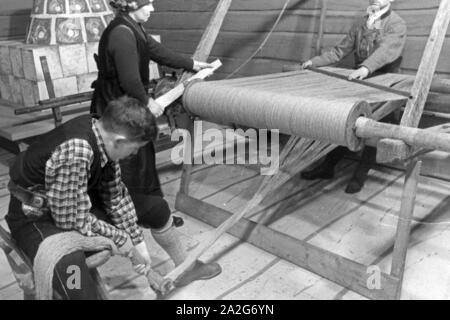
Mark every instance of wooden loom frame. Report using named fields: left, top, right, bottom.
left=171, top=0, right=450, bottom=300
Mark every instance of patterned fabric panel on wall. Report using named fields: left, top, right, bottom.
left=26, top=0, right=114, bottom=45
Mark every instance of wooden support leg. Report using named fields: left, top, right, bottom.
left=178, top=117, right=196, bottom=195
left=178, top=0, right=231, bottom=191
left=315, top=0, right=328, bottom=56
left=390, top=160, right=421, bottom=299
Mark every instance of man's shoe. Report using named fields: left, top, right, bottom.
left=345, top=179, right=364, bottom=194
left=345, top=165, right=369, bottom=194
left=174, top=260, right=222, bottom=287
left=301, top=165, right=334, bottom=180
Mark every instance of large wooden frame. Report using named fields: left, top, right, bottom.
left=172, top=0, right=450, bottom=300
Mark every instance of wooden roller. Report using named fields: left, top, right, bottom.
left=183, top=71, right=376, bottom=151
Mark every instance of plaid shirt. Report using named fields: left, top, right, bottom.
left=44, top=119, right=144, bottom=246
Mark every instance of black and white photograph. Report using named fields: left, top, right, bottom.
left=0, top=0, right=450, bottom=307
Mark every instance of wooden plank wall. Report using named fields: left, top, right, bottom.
left=145, top=0, right=450, bottom=79
left=2, top=0, right=449, bottom=78
left=0, top=0, right=31, bottom=40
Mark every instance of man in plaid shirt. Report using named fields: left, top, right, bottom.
left=6, top=96, right=156, bottom=299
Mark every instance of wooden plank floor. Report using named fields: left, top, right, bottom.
left=1, top=142, right=450, bottom=299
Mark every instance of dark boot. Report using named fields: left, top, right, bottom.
left=174, top=260, right=222, bottom=287
left=345, top=165, right=369, bottom=194
left=345, top=146, right=376, bottom=194
left=301, top=146, right=346, bottom=180
left=301, top=163, right=335, bottom=180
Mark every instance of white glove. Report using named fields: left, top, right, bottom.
left=193, top=60, right=214, bottom=72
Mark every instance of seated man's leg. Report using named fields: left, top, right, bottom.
left=132, top=193, right=185, bottom=265
left=345, top=146, right=376, bottom=194
left=8, top=199, right=99, bottom=300
left=301, top=146, right=348, bottom=180
left=131, top=193, right=221, bottom=286
left=345, top=112, right=397, bottom=194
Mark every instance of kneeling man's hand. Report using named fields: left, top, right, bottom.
left=348, top=66, right=370, bottom=80
left=130, top=241, right=152, bottom=275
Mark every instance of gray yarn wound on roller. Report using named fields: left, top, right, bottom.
left=183, top=70, right=407, bottom=151
left=33, top=231, right=116, bottom=300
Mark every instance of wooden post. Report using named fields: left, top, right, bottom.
left=179, top=118, right=196, bottom=195
left=177, top=0, right=232, bottom=196
left=315, top=0, right=328, bottom=56
left=377, top=0, right=450, bottom=163
left=191, top=0, right=232, bottom=62
left=390, top=160, right=421, bottom=299
left=40, top=56, right=62, bottom=127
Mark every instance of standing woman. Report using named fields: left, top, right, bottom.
left=91, top=0, right=221, bottom=284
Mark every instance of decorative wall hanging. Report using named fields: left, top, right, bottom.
left=26, top=0, right=113, bottom=45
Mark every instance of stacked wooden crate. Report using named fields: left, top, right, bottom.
left=0, top=35, right=161, bottom=107
left=0, top=40, right=98, bottom=106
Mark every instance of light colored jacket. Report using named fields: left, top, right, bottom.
left=310, top=10, right=407, bottom=73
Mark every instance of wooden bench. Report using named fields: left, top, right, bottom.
left=0, top=97, right=92, bottom=153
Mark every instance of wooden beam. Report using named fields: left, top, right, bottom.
left=282, top=65, right=411, bottom=98
left=40, top=56, right=62, bottom=127
left=177, top=0, right=232, bottom=85
left=371, top=100, right=404, bottom=120
left=0, top=108, right=90, bottom=142
left=309, top=67, right=411, bottom=98
left=377, top=0, right=450, bottom=163
left=175, top=193, right=401, bottom=300
left=390, top=160, right=421, bottom=299
left=315, top=0, right=328, bottom=55
left=177, top=0, right=231, bottom=193
left=14, top=92, right=93, bottom=115
left=192, top=0, right=232, bottom=62
left=355, top=117, right=450, bottom=153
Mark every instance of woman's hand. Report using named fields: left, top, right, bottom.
left=193, top=60, right=214, bottom=72
left=148, top=98, right=164, bottom=117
